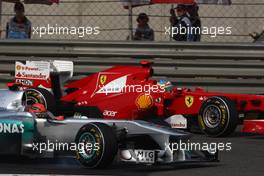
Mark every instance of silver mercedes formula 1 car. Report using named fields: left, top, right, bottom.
left=0, top=89, right=218, bottom=169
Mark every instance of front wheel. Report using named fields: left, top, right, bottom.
left=198, top=96, right=238, bottom=137
left=75, top=123, right=118, bottom=169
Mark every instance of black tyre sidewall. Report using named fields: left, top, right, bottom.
left=75, top=123, right=117, bottom=169
left=25, top=88, right=56, bottom=113
left=198, top=96, right=238, bottom=137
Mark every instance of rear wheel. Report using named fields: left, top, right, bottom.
left=75, top=123, right=118, bottom=169
left=198, top=96, right=238, bottom=137
left=25, top=88, right=56, bottom=113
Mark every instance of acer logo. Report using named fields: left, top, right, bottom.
left=103, top=110, right=117, bottom=117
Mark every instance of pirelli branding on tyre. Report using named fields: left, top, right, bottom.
left=75, top=123, right=117, bottom=169
left=198, top=96, right=239, bottom=137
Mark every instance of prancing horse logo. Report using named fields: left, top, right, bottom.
left=185, top=96, right=194, bottom=108
left=100, top=75, right=107, bottom=85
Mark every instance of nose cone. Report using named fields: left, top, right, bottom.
left=120, top=150, right=132, bottom=160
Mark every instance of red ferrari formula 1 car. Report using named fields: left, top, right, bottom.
left=7, top=60, right=264, bottom=137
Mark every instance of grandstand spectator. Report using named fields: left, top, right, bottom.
left=249, top=29, right=264, bottom=43
left=6, top=2, right=32, bottom=39
left=170, top=4, right=193, bottom=41
left=133, top=13, right=154, bottom=41
left=187, top=3, right=201, bottom=41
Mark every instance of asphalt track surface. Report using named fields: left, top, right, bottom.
left=0, top=126, right=264, bottom=176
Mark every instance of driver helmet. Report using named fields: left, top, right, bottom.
left=158, top=79, right=173, bottom=91
left=28, top=103, right=47, bottom=118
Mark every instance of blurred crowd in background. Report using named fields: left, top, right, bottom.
left=0, top=0, right=264, bottom=42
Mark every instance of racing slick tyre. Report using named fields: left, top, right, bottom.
left=75, top=122, right=118, bottom=169
left=198, top=96, right=239, bottom=137
left=25, top=88, right=56, bottom=113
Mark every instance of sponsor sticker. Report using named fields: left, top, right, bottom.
left=0, top=123, right=24, bottom=134
left=185, top=96, right=194, bottom=108
left=165, top=115, right=187, bottom=129
left=134, top=150, right=155, bottom=164
left=103, top=110, right=117, bottom=117
left=135, top=94, right=153, bottom=110
left=15, top=79, right=33, bottom=86
left=96, top=75, right=127, bottom=94
left=15, top=61, right=50, bottom=80
left=100, top=75, right=107, bottom=85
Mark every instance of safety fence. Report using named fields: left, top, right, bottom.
left=0, top=40, right=264, bottom=94
left=1, top=0, right=264, bottom=42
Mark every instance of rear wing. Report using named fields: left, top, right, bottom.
left=10, top=60, right=73, bottom=89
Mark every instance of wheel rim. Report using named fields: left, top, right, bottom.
left=26, top=90, right=47, bottom=108
left=202, top=105, right=222, bottom=128
left=27, top=96, right=41, bottom=105
left=78, top=132, right=97, bottom=160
